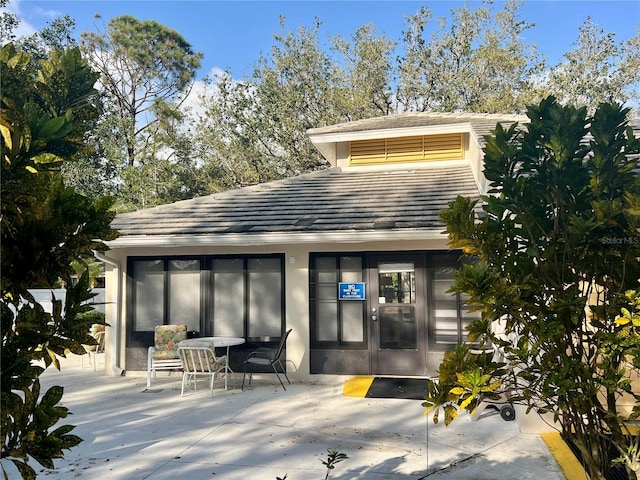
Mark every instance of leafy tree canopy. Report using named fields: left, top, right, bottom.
left=80, top=14, right=203, bottom=168
left=193, top=17, right=398, bottom=191
left=547, top=17, right=640, bottom=113
left=427, top=97, right=640, bottom=480
left=398, top=0, right=545, bottom=113
left=6, top=1, right=638, bottom=212
left=0, top=43, right=118, bottom=479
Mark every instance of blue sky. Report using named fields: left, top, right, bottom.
left=8, top=0, right=640, bottom=80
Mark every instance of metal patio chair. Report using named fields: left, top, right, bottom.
left=178, top=345, right=227, bottom=397
left=241, top=329, right=292, bottom=391
left=82, top=324, right=106, bottom=371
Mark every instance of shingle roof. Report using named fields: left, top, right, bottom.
left=110, top=114, right=639, bottom=243
left=307, top=112, right=527, bottom=136
left=111, top=164, right=479, bottom=237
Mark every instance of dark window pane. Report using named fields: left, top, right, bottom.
left=168, top=259, right=200, bottom=332
left=212, top=259, right=244, bottom=337
left=248, top=258, right=282, bottom=338
left=133, top=260, right=164, bottom=331
left=341, top=301, right=364, bottom=342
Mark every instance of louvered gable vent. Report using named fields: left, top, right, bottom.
left=349, top=133, right=464, bottom=165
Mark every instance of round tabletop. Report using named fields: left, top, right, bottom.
left=181, top=336, right=245, bottom=348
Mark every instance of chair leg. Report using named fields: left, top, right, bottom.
left=241, top=362, right=258, bottom=391
left=273, top=368, right=286, bottom=391
left=147, top=349, right=153, bottom=388
left=222, top=362, right=232, bottom=390
left=271, top=362, right=290, bottom=391
left=276, top=360, right=291, bottom=386
left=92, top=351, right=103, bottom=371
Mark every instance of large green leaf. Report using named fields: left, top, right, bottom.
left=436, top=97, right=640, bottom=480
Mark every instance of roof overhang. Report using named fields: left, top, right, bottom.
left=106, top=229, right=448, bottom=249
left=308, top=123, right=472, bottom=166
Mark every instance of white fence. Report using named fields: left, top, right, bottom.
left=28, top=288, right=106, bottom=314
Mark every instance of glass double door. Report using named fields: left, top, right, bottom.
left=368, top=254, right=428, bottom=376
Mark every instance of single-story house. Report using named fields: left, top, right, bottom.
left=97, top=112, right=531, bottom=379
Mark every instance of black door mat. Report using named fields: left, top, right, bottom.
left=344, top=376, right=429, bottom=400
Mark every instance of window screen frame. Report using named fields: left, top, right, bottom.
left=309, top=253, right=367, bottom=349
left=426, top=253, right=480, bottom=351
left=126, top=254, right=285, bottom=348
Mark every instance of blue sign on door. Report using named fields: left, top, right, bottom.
left=338, top=282, right=366, bottom=300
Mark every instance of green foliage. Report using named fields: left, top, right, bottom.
left=275, top=449, right=348, bottom=480
left=0, top=0, right=19, bottom=44
left=193, top=2, right=637, bottom=204
left=321, top=449, right=348, bottom=480
left=423, top=343, right=506, bottom=425
left=4, top=3, right=635, bottom=213
left=80, top=14, right=203, bottom=169
left=613, top=438, right=640, bottom=478
left=1, top=43, right=117, bottom=478
left=30, top=5, right=635, bottom=211
left=434, top=97, right=640, bottom=480
left=193, top=17, right=397, bottom=192
left=7, top=9, right=77, bottom=71
left=73, top=14, right=204, bottom=211
left=77, top=310, right=106, bottom=325
left=195, top=18, right=341, bottom=190
left=397, top=0, right=544, bottom=113
left=547, top=18, right=640, bottom=113
left=2, top=379, right=81, bottom=479
left=330, top=23, right=396, bottom=119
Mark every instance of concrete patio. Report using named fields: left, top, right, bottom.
left=14, top=355, right=566, bottom=479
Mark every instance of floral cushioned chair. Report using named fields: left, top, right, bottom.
left=146, top=324, right=187, bottom=387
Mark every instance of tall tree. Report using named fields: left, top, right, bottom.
left=193, top=18, right=338, bottom=189
left=117, top=114, right=206, bottom=210
left=426, top=97, right=640, bottom=480
left=3, top=2, right=77, bottom=69
left=60, top=101, right=122, bottom=201
left=0, top=43, right=118, bottom=479
left=250, top=17, right=344, bottom=175
left=0, top=0, right=18, bottom=43
left=546, top=17, right=640, bottom=113
left=194, top=72, right=270, bottom=190
left=331, top=23, right=397, bottom=118
left=80, top=14, right=203, bottom=167
left=397, top=0, right=544, bottom=113
left=193, top=17, right=397, bottom=190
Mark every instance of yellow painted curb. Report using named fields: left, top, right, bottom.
left=343, top=376, right=374, bottom=397
left=541, top=432, right=586, bottom=480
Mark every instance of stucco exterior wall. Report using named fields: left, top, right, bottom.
left=101, top=237, right=450, bottom=378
